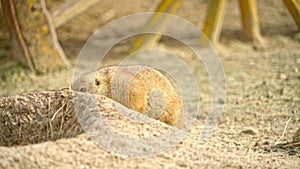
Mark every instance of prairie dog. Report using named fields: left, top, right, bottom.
left=72, top=65, right=182, bottom=127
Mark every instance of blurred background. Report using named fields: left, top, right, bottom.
left=0, top=0, right=299, bottom=168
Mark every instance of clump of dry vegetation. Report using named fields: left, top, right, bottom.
left=0, top=88, right=81, bottom=146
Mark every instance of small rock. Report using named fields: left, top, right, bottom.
left=80, top=164, right=86, bottom=169
left=278, top=73, right=288, bottom=80
left=266, top=92, right=273, bottom=98
left=177, top=161, right=188, bottom=167
left=293, top=128, right=300, bottom=142
left=240, top=127, right=259, bottom=135
left=263, top=147, right=270, bottom=153
left=288, top=149, right=297, bottom=156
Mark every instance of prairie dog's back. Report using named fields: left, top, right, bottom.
left=72, top=65, right=182, bottom=127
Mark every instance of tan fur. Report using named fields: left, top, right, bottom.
left=72, top=66, right=182, bottom=127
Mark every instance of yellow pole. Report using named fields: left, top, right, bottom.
left=128, top=0, right=184, bottom=54
left=52, top=0, right=102, bottom=28
left=283, top=0, right=300, bottom=29
left=239, top=0, right=263, bottom=43
left=201, top=0, right=227, bottom=45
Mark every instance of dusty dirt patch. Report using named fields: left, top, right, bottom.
left=0, top=0, right=299, bottom=168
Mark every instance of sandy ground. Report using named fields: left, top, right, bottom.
left=0, top=0, right=299, bottom=168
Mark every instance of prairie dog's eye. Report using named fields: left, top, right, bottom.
left=80, top=87, right=87, bottom=92
left=95, top=79, right=100, bottom=85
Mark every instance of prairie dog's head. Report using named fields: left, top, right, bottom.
left=72, top=70, right=112, bottom=97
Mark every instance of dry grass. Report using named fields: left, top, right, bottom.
left=0, top=88, right=82, bottom=146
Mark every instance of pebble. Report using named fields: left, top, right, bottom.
left=288, top=149, right=297, bottom=156
left=240, top=127, right=259, bottom=135
left=293, top=128, right=300, bottom=142
left=278, top=73, right=288, bottom=80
